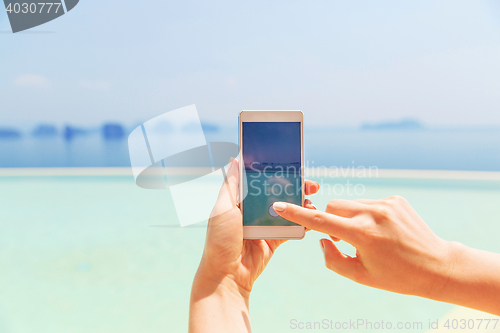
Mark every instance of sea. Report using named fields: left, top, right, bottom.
left=0, top=126, right=499, bottom=170
left=1, top=125, right=500, bottom=332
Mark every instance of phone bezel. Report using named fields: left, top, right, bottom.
left=239, top=110, right=305, bottom=240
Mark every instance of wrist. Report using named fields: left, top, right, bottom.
left=191, top=260, right=251, bottom=304
left=189, top=261, right=251, bottom=333
left=423, top=240, right=464, bottom=301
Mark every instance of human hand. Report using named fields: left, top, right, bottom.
left=272, top=196, right=453, bottom=298
left=195, top=158, right=319, bottom=298
left=189, top=159, right=319, bottom=333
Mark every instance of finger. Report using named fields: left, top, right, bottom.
left=320, top=239, right=364, bottom=280
left=272, top=202, right=356, bottom=242
left=325, top=199, right=369, bottom=218
left=303, top=199, right=316, bottom=232
left=304, top=199, right=317, bottom=210
left=304, top=180, right=320, bottom=195
left=353, top=198, right=379, bottom=205
left=330, top=235, right=340, bottom=242
left=264, top=239, right=287, bottom=253
left=263, top=198, right=315, bottom=248
left=224, top=158, right=239, bottom=205
left=210, top=158, right=239, bottom=218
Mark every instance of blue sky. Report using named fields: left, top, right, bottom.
left=1, top=0, right=500, bottom=126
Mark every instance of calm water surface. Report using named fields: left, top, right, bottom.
left=0, top=175, right=499, bottom=332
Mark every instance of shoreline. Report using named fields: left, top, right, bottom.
left=0, top=167, right=499, bottom=180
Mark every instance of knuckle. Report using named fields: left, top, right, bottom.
left=387, top=195, right=407, bottom=205
left=358, top=226, right=373, bottom=243
left=325, top=200, right=337, bottom=212
left=371, top=204, right=391, bottom=220
left=311, top=211, right=325, bottom=227
left=355, top=220, right=381, bottom=245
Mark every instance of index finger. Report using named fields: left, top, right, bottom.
left=272, top=201, right=357, bottom=242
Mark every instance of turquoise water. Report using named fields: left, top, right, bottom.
left=1, top=174, right=500, bottom=332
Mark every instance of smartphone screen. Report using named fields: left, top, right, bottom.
left=242, top=122, right=302, bottom=226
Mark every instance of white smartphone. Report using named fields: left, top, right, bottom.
left=239, top=110, right=305, bottom=240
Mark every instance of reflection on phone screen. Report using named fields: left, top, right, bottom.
left=242, top=122, right=302, bottom=226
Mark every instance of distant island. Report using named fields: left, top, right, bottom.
left=63, top=125, right=91, bottom=140
left=0, top=128, right=22, bottom=139
left=32, top=124, right=58, bottom=137
left=361, top=119, right=425, bottom=131
left=102, top=123, right=125, bottom=139
left=0, top=120, right=220, bottom=141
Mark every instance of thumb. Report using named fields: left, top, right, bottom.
left=320, top=239, right=364, bottom=282
left=209, top=158, right=239, bottom=219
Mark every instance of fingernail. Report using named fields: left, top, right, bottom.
left=319, top=240, right=325, bottom=254
left=273, top=202, right=287, bottom=212
left=311, top=204, right=317, bottom=210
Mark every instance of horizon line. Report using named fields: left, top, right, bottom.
left=0, top=167, right=499, bottom=181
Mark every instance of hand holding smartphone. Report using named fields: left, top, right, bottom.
left=239, top=111, right=305, bottom=239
